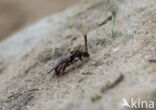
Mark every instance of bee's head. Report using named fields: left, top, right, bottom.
left=82, top=52, right=90, bottom=57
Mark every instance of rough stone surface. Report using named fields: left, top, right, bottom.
left=0, top=0, right=156, bottom=110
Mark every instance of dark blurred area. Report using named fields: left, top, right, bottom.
left=0, top=0, right=79, bottom=41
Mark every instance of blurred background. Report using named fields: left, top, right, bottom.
left=0, top=0, right=80, bottom=41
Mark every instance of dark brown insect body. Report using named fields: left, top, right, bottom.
left=48, top=34, right=90, bottom=76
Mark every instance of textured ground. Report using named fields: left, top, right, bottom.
left=0, top=0, right=156, bottom=110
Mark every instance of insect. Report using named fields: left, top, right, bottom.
left=48, top=34, right=90, bottom=76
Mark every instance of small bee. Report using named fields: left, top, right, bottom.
left=48, top=34, right=90, bottom=76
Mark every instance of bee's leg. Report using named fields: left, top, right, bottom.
left=55, top=66, right=62, bottom=76
left=61, top=63, right=67, bottom=75
left=55, top=68, right=59, bottom=76
left=79, top=56, right=83, bottom=61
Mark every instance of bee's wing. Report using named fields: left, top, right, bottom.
left=47, top=66, right=56, bottom=73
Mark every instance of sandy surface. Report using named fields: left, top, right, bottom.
left=0, top=0, right=156, bottom=110
left=0, top=0, right=79, bottom=41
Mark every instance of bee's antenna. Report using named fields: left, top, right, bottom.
left=84, top=33, right=88, bottom=53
